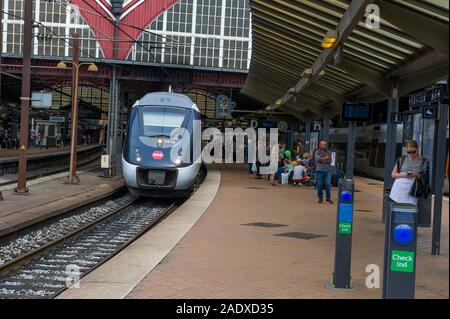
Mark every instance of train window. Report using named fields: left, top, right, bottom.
left=140, top=107, right=189, bottom=137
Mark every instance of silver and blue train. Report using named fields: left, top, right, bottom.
left=122, top=92, right=205, bottom=198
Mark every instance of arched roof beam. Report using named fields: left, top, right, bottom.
left=337, top=58, right=391, bottom=97
left=267, top=0, right=375, bottom=110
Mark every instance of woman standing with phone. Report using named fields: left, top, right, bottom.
left=389, top=140, right=429, bottom=204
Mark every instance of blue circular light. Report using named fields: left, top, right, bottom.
left=340, top=191, right=352, bottom=202
left=393, top=224, right=414, bottom=246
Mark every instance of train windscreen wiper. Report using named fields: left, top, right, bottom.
left=147, top=134, right=171, bottom=138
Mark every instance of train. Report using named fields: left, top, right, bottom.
left=122, top=92, right=205, bottom=198
left=298, top=123, right=449, bottom=194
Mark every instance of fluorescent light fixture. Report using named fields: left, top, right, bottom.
left=301, top=68, right=313, bottom=78
left=321, top=30, right=338, bottom=49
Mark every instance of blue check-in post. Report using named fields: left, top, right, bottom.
left=327, top=102, right=371, bottom=290
left=382, top=203, right=418, bottom=299
left=330, top=178, right=355, bottom=289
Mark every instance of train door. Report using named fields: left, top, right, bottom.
left=46, top=124, right=56, bottom=147
left=369, top=139, right=378, bottom=167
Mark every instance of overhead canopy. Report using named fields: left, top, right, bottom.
left=241, top=0, right=449, bottom=121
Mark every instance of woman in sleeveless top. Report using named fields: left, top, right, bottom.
left=389, top=140, right=427, bottom=205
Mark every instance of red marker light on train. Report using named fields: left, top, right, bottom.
left=152, top=150, right=164, bottom=160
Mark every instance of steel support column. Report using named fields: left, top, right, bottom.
left=346, top=122, right=356, bottom=179
left=382, top=79, right=399, bottom=222
left=431, top=102, right=449, bottom=255
left=106, top=15, right=122, bottom=176
left=15, top=0, right=32, bottom=193
left=305, top=123, right=311, bottom=154
left=322, top=111, right=331, bottom=143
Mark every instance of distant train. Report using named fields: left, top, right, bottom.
left=122, top=92, right=205, bottom=197
left=299, top=124, right=449, bottom=194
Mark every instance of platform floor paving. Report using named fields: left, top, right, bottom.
left=0, top=165, right=124, bottom=237
left=125, top=164, right=448, bottom=299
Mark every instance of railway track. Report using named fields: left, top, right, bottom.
left=0, top=194, right=179, bottom=299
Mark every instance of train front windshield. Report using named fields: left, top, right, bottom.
left=140, top=106, right=189, bottom=137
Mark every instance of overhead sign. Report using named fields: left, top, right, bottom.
left=262, top=120, right=276, bottom=128
left=341, top=102, right=371, bottom=122
left=49, top=116, right=65, bottom=123
left=31, top=92, right=52, bottom=108
left=422, top=105, right=438, bottom=120
left=408, top=84, right=446, bottom=107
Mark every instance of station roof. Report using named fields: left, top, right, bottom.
left=241, top=0, right=449, bottom=121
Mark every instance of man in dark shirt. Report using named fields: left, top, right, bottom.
left=315, top=140, right=333, bottom=204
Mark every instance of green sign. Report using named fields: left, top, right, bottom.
left=390, top=250, right=415, bottom=273
left=338, top=222, right=352, bottom=234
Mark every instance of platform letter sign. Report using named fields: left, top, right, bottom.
left=422, top=105, right=438, bottom=120
left=391, top=112, right=402, bottom=124
left=383, top=203, right=418, bottom=299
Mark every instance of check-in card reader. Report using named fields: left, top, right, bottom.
left=332, top=178, right=354, bottom=289
left=383, top=203, right=418, bottom=299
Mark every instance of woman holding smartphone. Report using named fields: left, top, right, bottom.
left=389, top=140, right=429, bottom=204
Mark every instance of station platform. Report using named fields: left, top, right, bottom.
left=58, top=164, right=449, bottom=299
left=0, top=144, right=103, bottom=186
left=0, top=164, right=124, bottom=237
left=0, top=144, right=100, bottom=160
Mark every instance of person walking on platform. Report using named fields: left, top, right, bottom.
left=389, top=140, right=430, bottom=205
left=315, top=140, right=333, bottom=204
left=268, top=143, right=279, bottom=186
left=56, top=132, right=62, bottom=150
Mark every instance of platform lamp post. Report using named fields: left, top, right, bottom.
left=56, top=35, right=98, bottom=184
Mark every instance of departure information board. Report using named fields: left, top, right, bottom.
left=341, top=102, right=371, bottom=121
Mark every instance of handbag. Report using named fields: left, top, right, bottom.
left=409, top=176, right=431, bottom=199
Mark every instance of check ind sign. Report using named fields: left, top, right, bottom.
left=338, top=203, right=353, bottom=234
left=390, top=250, right=415, bottom=273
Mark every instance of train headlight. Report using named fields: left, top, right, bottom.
left=135, top=148, right=142, bottom=162
left=174, top=158, right=182, bottom=165
left=157, top=139, right=163, bottom=147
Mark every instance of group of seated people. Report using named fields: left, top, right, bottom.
left=274, top=152, right=315, bottom=186
left=248, top=145, right=315, bottom=187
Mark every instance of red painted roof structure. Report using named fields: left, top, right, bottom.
left=70, top=0, right=178, bottom=60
